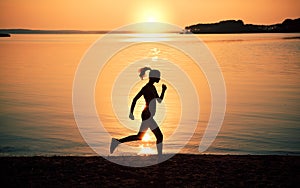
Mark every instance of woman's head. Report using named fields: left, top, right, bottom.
left=139, top=67, right=161, bottom=83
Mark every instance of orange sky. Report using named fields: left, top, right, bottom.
left=0, top=0, right=299, bottom=30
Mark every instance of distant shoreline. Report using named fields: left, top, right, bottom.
left=0, top=29, right=181, bottom=35
left=1, top=29, right=299, bottom=35
left=1, top=18, right=300, bottom=35
left=0, top=29, right=120, bottom=35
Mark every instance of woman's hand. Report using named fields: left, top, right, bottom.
left=162, top=84, right=167, bottom=91
left=129, top=113, right=135, bottom=120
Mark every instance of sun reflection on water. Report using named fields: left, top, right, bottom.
left=138, top=144, right=156, bottom=156
left=138, top=131, right=156, bottom=156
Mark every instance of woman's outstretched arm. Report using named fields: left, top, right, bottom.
left=157, top=84, right=167, bottom=103
left=129, top=89, right=143, bottom=120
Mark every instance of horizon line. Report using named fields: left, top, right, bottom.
left=1, top=17, right=299, bottom=31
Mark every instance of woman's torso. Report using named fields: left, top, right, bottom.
left=141, top=83, right=158, bottom=120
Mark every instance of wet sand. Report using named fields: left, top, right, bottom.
left=1, top=154, right=299, bottom=187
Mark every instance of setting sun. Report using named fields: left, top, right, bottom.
left=143, top=10, right=161, bottom=22
left=134, top=2, right=170, bottom=23
left=146, top=16, right=157, bottom=22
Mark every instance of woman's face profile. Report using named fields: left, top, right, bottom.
left=150, top=77, right=160, bottom=83
left=155, top=77, right=160, bottom=83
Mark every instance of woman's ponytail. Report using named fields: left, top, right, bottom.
left=138, top=67, right=151, bottom=80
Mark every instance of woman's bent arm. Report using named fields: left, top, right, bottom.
left=157, top=84, right=167, bottom=103
left=130, top=89, right=143, bottom=115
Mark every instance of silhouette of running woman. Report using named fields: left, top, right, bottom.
left=110, top=67, right=167, bottom=158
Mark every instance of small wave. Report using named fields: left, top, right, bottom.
left=0, top=146, right=16, bottom=153
left=283, top=36, right=300, bottom=40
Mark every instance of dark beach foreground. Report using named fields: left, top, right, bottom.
left=0, top=154, right=299, bottom=187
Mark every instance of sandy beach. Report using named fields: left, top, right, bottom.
left=1, top=154, right=299, bottom=187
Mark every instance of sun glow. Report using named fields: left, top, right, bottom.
left=134, top=4, right=169, bottom=23
left=142, top=131, right=152, bottom=142
left=147, top=16, right=157, bottom=22
left=143, top=9, right=162, bottom=22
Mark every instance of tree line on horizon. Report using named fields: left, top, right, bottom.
left=184, top=18, right=300, bottom=34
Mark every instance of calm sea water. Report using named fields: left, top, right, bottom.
left=0, top=33, right=299, bottom=156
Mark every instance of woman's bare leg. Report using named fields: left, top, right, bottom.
left=149, top=119, right=163, bottom=157
left=119, top=121, right=148, bottom=143
left=118, top=131, right=145, bottom=143
left=110, top=121, right=148, bottom=154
